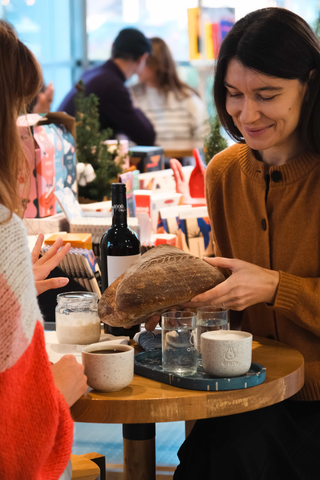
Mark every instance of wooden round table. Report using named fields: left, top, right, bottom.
left=71, top=337, right=304, bottom=480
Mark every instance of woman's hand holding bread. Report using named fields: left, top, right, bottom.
left=188, top=257, right=280, bottom=311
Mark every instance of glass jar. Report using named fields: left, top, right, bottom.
left=55, top=292, right=101, bottom=345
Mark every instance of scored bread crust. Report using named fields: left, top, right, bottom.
left=98, top=244, right=225, bottom=327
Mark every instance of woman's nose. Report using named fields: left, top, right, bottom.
left=239, top=98, right=261, bottom=124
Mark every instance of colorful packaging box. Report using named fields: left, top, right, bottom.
left=150, top=233, right=177, bottom=247
left=50, top=124, right=65, bottom=213
left=119, top=170, right=139, bottom=217
left=178, top=206, right=214, bottom=258
left=18, top=112, right=77, bottom=218
left=19, top=126, right=43, bottom=218
left=138, top=165, right=194, bottom=192
left=134, top=190, right=182, bottom=233
left=56, top=125, right=77, bottom=194
left=44, top=233, right=93, bottom=251
left=129, top=146, right=164, bottom=173
left=32, top=125, right=56, bottom=217
left=157, top=205, right=192, bottom=236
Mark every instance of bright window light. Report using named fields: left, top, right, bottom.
left=123, top=0, right=139, bottom=23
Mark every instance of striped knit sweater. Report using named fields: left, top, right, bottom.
left=131, top=84, right=209, bottom=143
left=0, top=204, right=73, bottom=479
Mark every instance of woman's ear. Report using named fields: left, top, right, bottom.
left=304, top=69, right=317, bottom=102
left=309, top=69, right=316, bottom=81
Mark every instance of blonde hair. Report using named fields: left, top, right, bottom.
left=0, top=20, right=43, bottom=216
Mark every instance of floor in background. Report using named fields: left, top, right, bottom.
left=72, top=421, right=185, bottom=467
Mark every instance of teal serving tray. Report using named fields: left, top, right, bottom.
left=134, top=350, right=266, bottom=391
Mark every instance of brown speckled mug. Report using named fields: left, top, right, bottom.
left=82, top=342, right=134, bottom=392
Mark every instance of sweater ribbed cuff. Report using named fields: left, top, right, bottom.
left=273, top=271, right=300, bottom=312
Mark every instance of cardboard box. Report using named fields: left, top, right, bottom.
left=45, top=233, right=93, bottom=250
left=119, top=170, right=140, bottom=217
left=23, top=212, right=69, bottom=236
left=134, top=190, right=182, bottom=233
left=129, top=146, right=164, bottom=173
left=33, top=125, right=56, bottom=217
left=157, top=205, right=192, bottom=236
left=138, top=165, right=194, bottom=192
left=150, top=233, right=177, bottom=247
left=50, top=125, right=64, bottom=213
left=17, top=112, right=77, bottom=218
left=178, top=206, right=214, bottom=258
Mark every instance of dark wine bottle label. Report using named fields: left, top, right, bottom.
left=106, top=254, right=141, bottom=286
left=112, top=203, right=126, bottom=214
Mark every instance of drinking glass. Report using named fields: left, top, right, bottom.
left=196, top=307, right=229, bottom=355
left=162, top=311, right=197, bottom=376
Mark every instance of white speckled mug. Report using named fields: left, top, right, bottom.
left=82, top=342, right=134, bottom=392
left=201, top=330, right=252, bottom=378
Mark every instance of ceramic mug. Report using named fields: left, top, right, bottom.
left=82, top=342, right=134, bottom=392
left=201, top=330, right=252, bottom=377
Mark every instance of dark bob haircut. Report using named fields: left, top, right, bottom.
left=214, top=8, right=320, bottom=154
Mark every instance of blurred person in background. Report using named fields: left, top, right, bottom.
left=131, top=37, right=209, bottom=147
left=27, top=81, right=54, bottom=114
left=59, top=28, right=155, bottom=146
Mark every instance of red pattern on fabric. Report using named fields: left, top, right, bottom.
left=0, top=322, right=73, bottom=479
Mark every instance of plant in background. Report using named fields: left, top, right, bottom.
left=313, top=15, right=320, bottom=41
left=74, top=80, right=125, bottom=201
left=203, top=116, right=228, bottom=165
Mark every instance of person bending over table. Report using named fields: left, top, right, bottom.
left=0, top=21, right=88, bottom=480
left=147, top=8, right=320, bottom=479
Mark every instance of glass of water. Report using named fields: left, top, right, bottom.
left=196, top=307, right=229, bottom=355
left=162, top=311, right=197, bottom=376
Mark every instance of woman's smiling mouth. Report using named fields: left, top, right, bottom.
left=244, top=125, right=274, bottom=137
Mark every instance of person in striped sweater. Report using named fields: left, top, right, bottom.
left=131, top=37, right=209, bottom=146
left=0, top=20, right=87, bottom=480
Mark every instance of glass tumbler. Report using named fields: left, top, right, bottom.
left=196, top=307, right=229, bottom=355
left=55, top=292, right=100, bottom=345
left=162, top=311, right=197, bottom=376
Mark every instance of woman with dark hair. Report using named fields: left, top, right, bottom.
left=168, top=7, right=320, bottom=479
left=131, top=37, right=209, bottom=144
left=0, top=20, right=87, bottom=479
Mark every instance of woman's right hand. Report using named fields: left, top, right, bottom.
left=51, top=355, right=88, bottom=407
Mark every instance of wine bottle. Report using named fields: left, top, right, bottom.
left=100, top=183, right=141, bottom=338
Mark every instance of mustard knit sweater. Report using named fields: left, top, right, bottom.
left=206, top=143, right=320, bottom=401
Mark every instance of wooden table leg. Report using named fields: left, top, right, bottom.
left=185, top=420, right=196, bottom=438
left=123, top=423, right=156, bottom=480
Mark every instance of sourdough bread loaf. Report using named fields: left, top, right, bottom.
left=98, top=244, right=225, bottom=327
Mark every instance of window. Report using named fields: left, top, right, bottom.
left=1, top=0, right=87, bottom=110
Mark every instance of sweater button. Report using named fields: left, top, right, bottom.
left=271, top=171, right=282, bottom=182
left=261, top=219, right=267, bottom=231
